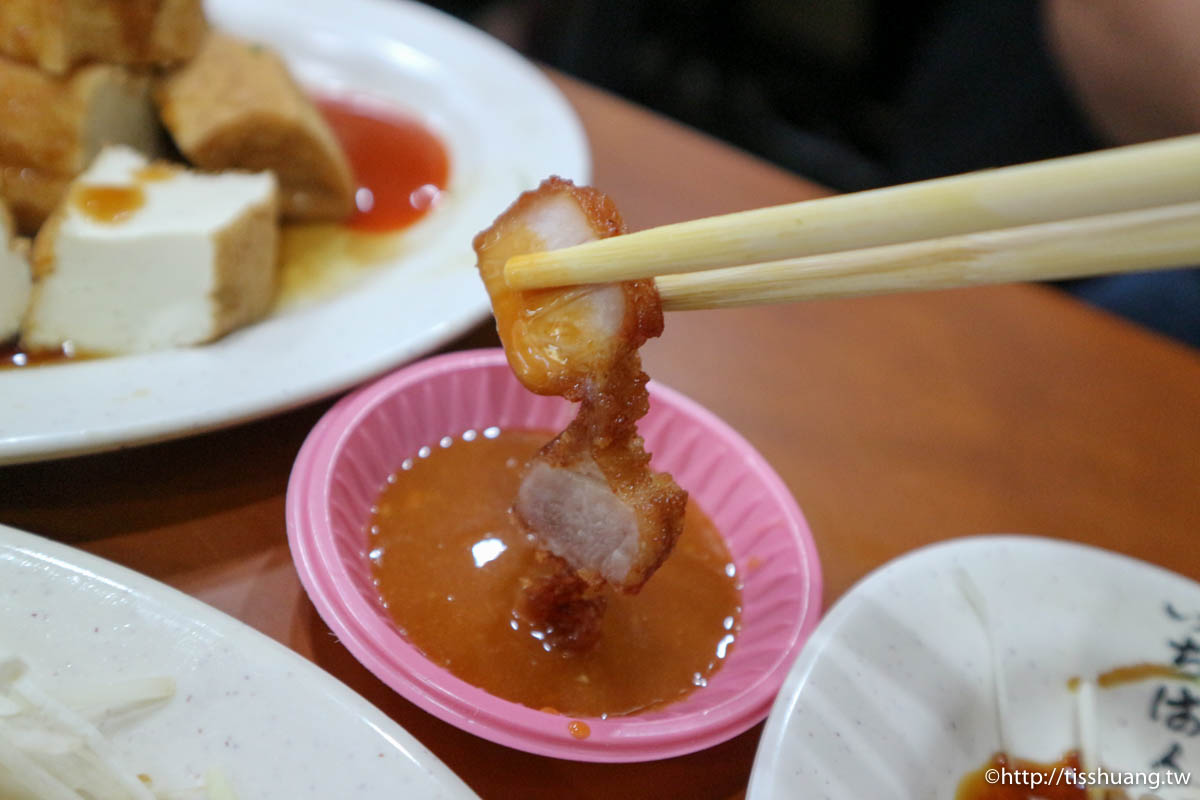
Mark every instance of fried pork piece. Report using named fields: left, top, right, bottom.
left=519, top=552, right=610, bottom=652
left=474, top=178, right=688, bottom=643
left=0, top=58, right=161, bottom=178
left=0, top=0, right=207, bottom=74
left=156, top=32, right=355, bottom=223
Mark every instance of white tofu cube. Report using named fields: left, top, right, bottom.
left=23, top=146, right=278, bottom=354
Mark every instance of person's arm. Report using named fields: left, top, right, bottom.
left=1043, top=0, right=1200, bottom=144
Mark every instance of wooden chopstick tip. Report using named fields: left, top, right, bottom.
left=503, top=252, right=551, bottom=289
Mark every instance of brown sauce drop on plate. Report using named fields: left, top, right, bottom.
left=367, top=429, right=742, bottom=717
left=0, top=340, right=86, bottom=369
left=275, top=224, right=402, bottom=308
left=567, top=720, right=590, bottom=739
left=73, top=184, right=145, bottom=224
left=1067, top=662, right=1197, bottom=691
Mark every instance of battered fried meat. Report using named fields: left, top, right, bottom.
left=474, top=177, right=687, bottom=649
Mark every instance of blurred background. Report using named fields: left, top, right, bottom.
left=421, top=0, right=1200, bottom=349
left=424, top=0, right=1102, bottom=190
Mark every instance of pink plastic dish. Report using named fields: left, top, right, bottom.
left=286, top=348, right=822, bottom=762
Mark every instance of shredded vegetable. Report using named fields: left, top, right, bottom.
left=0, top=655, right=238, bottom=799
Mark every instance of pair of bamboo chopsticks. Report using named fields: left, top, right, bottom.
left=503, top=134, right=1200, bottom=311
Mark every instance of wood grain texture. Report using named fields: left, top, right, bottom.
left=1, top=71, right=1198, bottom=800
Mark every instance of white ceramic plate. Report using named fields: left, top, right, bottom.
left=0, top=0, right=589, bottom=465
left=748, top=535, right=1200, bottom=799
left=0, top=522, right=477, bottom=798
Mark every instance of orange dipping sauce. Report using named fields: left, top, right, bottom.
left=316, top=97, right=449, bottom=233
left=367, top=429, right=742, bottom=717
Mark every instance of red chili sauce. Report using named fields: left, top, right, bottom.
left=315, top=97, right=450, bottom=233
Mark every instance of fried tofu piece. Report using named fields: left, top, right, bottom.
left=0, top=58, right=162, bottom=176
left=0, top=59, right=162, bottom=233
left=0, top=0, right=207, bottom=74
left=157, top=33, right=355, bottom=222
left=24, top=146, right=279, bottom=353
left=0, top=201, right=31, bottom=341
left=0, top=164, right=70, bottom=235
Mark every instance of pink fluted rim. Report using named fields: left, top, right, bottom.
left=285, top=349, right=822, bottom=762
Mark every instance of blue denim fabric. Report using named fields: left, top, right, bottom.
left=1059, top=269, right=1200, bottom=349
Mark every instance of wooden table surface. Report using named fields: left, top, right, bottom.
left=4, top=72, right=1200, bottom=799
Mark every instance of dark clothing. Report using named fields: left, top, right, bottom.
left=890, top=1, right=1200, bottom=348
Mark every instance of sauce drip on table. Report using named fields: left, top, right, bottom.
left=316, top=97, right=449, bottom=233
left=367, top=429, right=742, bottom=717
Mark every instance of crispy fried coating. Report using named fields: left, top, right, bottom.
left=474, top=177, right=687, bottom=649
left=0, top=0, right=207, bottom=74
left=0, top=59, right=161, bottom=234
left=517, top=552, right=608, bottom=653
left=156, top=32, right=355, bottom=222
left=0, top=59, right=160, bottom=177
left=0, top=164, right=69, bottom=235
